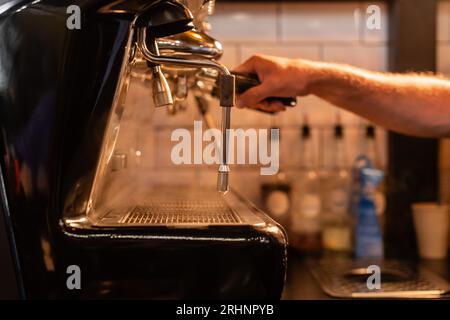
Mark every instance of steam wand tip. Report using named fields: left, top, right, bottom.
left=217, top=164, right=230, bottom=193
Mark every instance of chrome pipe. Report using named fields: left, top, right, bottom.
left=217, top=106, right=231, bottom=193
left=157, top=29, right=223, bottom=60
left=137, top=28, right=230, bottom=76
left=137, top=27, right=234, bottom=193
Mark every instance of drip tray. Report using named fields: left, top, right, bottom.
left=92, top=187, right=264, bottom=228
left=308, top=258, right=450, bottom=298
left=119, top=204, right=240, bottom=225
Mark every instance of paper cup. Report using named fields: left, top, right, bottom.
left=412, top=202, right=449, bottom=259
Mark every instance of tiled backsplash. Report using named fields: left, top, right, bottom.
left=438, top=0, right=450, bottom=75
left=121, top=1, right=450, bottom=207
left=209, top=1, right=388, bottom=70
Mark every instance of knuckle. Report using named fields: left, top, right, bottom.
left=250, top=54, right=263, bottom=62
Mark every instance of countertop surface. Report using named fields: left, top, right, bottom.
left=281, top=251, right=450, bottom=300
left=282, top=252, right=331, bottom=300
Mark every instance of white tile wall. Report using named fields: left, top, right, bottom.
left=240, top=44, right=321, bottom=62
left=280, top=126, right=321, bottom=168
left=208, top=3, right=278, bottom=42
left=230, top=107, right=274, bottom=127
left=136, top=169, right=197, bottom=187
left=150, top=96, right=201, bottom=127
left=438, top=1, right=450, bottom=76
left=323, top=44, right=388, bottom=70
left=438, top=44, right=450, bottom=75
left=438, top=0, right=450, bottom=42
left=218, top=42, right=241, bottom=69
left=280, top=2, right=361, bottom=43
left=274, top=95, right=335, bottom=127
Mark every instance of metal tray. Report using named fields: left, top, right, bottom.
left=308, top=258, right=450, bottom=298
left=93, top=187, right=265, bottom=228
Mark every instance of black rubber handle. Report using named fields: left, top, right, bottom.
left=232, top=72, right=297, bottom=110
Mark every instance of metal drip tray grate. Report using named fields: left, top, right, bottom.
left=92, top=187, right=264, bottom=227
left=120, top=203, right=239, bottom=225
left=308, top=258, right=450, bottom=298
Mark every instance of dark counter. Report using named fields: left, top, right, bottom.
left=282, top=252, right=331, bottom=300
left=281, top=251, right=450, bottom=300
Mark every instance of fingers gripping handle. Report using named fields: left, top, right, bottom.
left=233, top=72, right=297, bottom=113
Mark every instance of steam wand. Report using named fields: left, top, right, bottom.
left=137, top=27, right=235, bottom=193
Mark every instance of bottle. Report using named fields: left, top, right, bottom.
left=363, top=125, right=386, bottom=227
left=261, top=172, right=291, bottom=228
left=350, top=125, right=386, bottom=259
left=364, top=125, right=378, bottom=166
left=290, top=124, right=322, bottom=253
left=321, top=124, right=352, bottom=252
left=261, top=128, right=291, bottom=228
left=352, top=156, right=384, bottom=259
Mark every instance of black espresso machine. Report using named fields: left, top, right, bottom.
left=0, top=0, right=287, bottom=299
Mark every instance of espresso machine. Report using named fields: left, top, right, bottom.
left=0, top=0, right=287, bottom=299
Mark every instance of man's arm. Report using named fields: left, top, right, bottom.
left=234, top=55, right=450, bottom=138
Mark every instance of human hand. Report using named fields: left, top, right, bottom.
left=233, top=55, right=318, bottom=112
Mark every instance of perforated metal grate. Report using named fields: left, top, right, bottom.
left=119, top=202, right=239, bottom=225
left=308, top=258, right=449, bottom=298
left=95, top=187, right=254, bottom=226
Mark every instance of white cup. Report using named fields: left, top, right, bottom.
left=412, top=202, right=449, bottom=259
